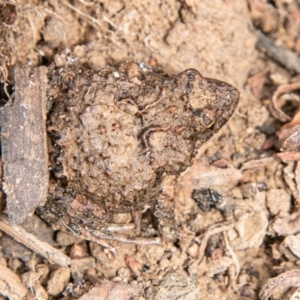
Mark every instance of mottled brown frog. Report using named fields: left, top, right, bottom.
left=38, top=61, right=239, bottom=242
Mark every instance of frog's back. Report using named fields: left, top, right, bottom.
left=46, top=62, right=239, bottom=214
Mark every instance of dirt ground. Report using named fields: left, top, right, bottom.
left=1, top=0, right=300, bottom=299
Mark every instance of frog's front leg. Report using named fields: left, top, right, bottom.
left=154, top=175, right=179, bottom=241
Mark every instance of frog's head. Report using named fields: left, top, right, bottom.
left=177, top=69, right=240, bottom=144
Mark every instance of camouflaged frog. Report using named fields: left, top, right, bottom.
left=38, top=61, right=239, bottom=242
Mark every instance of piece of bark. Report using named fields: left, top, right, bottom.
left=0, top=66, right=48, bottom=224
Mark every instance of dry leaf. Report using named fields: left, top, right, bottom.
left=260, top=269, right=300, bottom=300
left=79, top=282, right=139, bottom=300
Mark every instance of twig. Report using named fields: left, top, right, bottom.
left=63, top=0, right=116, bottom=29
left=0, top=214, right=71, bottom=267
left=53, top=222, right=163, bottom=256
left=77, top=0, right=94, bottom=6
left=62, top=0, right=102, bottom=27
left=277, top=151, right=300, bottom=162
left=196, top=222, right=235, bottom=264
left=241, top=156, right=279, bottom=170
left=223, top=231, right=240, bottom=279
left=256, top=31, right=300, bottom=73
left=61, top=0, right=116, bottom=42
left=78, top=226, right=163, bottom=246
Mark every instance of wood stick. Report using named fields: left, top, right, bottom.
left=256, top=31, right=300, bottom=73
left=0, top=214, right=71, bottom=267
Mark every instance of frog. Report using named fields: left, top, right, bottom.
left=38, top=61, right=239, bottom=243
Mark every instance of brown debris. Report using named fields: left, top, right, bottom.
left=0, top=159, right=4, bottom=212
left=0, top=66, right=48, bottom=224
left=186, top=243, right=199, bottom=258
left=0, top=265, right=27, bottom=300
left=0, top=3, right=16, bottom=84
left=206, top=255, right=233, bottom=278
left=176, top=161, right=242, bottom=219
left=70, top=257, right=96, bottom=279
left=2, top=1, right=300, bottom=299
left=277, top=151, right=300, bottom=162
left=283, top=162, right=300, bottom=204
left=266, top=80, right=300, bottom=161
left=56, top=231, right=81, bottom=247
left=256, top=31, right=300, bottom=73
left=271, top=211, right=300, bottom=236
left=260, top=269, right=300, bottom=300
left=47, top=267, right=71, bottom=297
left=196, top=222, right=235, bottom=264
left=277, top=110, right=300, bottom=152
left=73, top=225, right=163, bottom=246
left=178, top=162, right=242, bottom=191
left=248, top=0, right=279, bottom=33
left=248, top=67, right=270, bottom=98
left=145, top=270, right=198, bottom=299
left=280, top=235, right=300, bottom=260
left=78, top=282, right=139, bottom=300
left=70, top=241, right=88, bottom=259
left=0, top=3, right=17, bottom=26
left=266, top=189, right=291, bottom=216
left=0, top=214, right=70, bottom=267
left=241, top=156, right=279, bottom=170
left=231, top=204, right=269, bottom=250
left=125, top=254, right=142, bottom=278
left=270, top=81, right=300, bottom=123
left=22, top=270, right=48, bottom=300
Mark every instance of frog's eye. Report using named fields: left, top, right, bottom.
left=225, top=97, right=231, bottom=106
left=185, top=69, right=203, bottom=81
left=201, top=113, right=215, bottom=128
left=193, top=109, right=216, bottom=129
left=176, top=69, right=206, bottom=91
left=185, top=69, right=208, bottom=87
